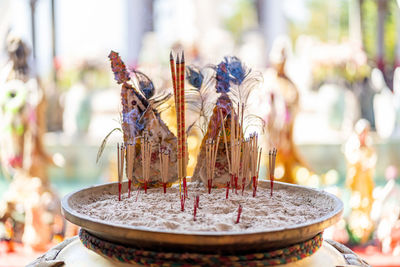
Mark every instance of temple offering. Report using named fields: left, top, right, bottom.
left=61, top=50, right=345, bottom=266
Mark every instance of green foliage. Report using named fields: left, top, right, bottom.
left=288, top=0, right=398, bottom=65
left=288, top=0, right=349, bottom=43
left=384, top=0, right=397, bottom=65
left=224, top=0, right=258, bottom=41
left=362, top=0, right=377, bottom=61
left=57, top=64, right=111, bottom=92
left=359, top=0, right=397, bottom=64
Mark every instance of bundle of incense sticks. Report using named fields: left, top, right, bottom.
left=126, top=142, right=135, bottom=198
left=230, top=104, right=244, bottom=194
left=269, top=148, right=277, bottom=196
left=159, top=147, right=170, bottom=194
left=249, top=133, right=262, bottom=197
left=205, top=137, right=220, bottom=194
left=169, top=51, right=187, bottom=198
left=117, top=143, right=125, bottom=201
left=218, top=109, right=232, bottom=199
left=141, top=132, right=152, bottom=193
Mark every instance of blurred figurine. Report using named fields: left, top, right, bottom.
left=372, top=68, right=395, bottom=139
left=0, top=34, right=63, bottom=251
left=344, top=119, right=376, bottom=244
left=265, top=37, right=309, bottom=184
left=63, top=61, right=94, bottom=136
left=372, top=166, right=400, bottom=255
left=392, top=68, right=400, bottom=137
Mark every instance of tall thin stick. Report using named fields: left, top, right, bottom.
left=117, top=143, right=125, bottom=201
left=219, top=109, right=231, bottom=174
left=175, top=54, right=182, bottom=195
left=180, top=52, right=187, bottom=198
left=141, top=133, right=152, bottom=193
left=236, top=204, right=243, bottom=224
left=126, top=142, right=134, bottom=198
left=159, top=147, right=169, bottom=194
left=269, top=148, right=277, bottom=196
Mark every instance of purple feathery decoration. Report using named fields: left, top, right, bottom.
left=108, top=51, right=130, bottom=84
left=215, top=61, right=230, bottom=93
left=225, top=56, right=246, bottom=85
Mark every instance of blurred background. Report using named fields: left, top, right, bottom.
left=1, top=0, right=400, bottom=266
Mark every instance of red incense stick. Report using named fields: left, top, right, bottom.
left=269, top=148, right=277, bottom=197
left=252, top=176, right=257, bottom=197
left=208, top=179, right=212, bottom=194
left=181, top=52, right=187, bottom=199
left=234, top=175, right=238, bottom=194
left=193, top=198, right=197, bottom=221
left=226, top=181, right=230, bottom=199
left=236, top=204, right=243, bottom=224
left=196, top=195, right=199, bottom=208
left=128, top=180, right=132, bottom=198
left=180, top=195, right=185, bottom=211
left=163, top=183, right=167, bottom=194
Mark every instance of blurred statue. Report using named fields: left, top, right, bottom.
left=344, top=119, right=376, bottom=244
left=372, top=68, right=395, bottom=139
left=372, top=166, right=400, bottom=255
left=392, top=68, right=400, bottom=137
left=63, top=61, right=94, bottom=136
left=0, top=34, right=63, bottom=251
left=265, top=37, right=309, bottom=184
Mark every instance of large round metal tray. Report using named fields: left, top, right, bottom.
left=62, top=180, right=343, bottom=254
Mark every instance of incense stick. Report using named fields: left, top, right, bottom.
left=218, top=109, right=231, bottom=173
left=159, top=147, right=170, bottom=194
left=170, top=51, right=187, bottom=199
left=141, top=133, right=152, bottom=193
left=193, top=197, right=197, bottom=221
left=269, top=148, right=277, bottom=196
left=175, top=53, right=182, bottom=195
left=126, top=142, right=134, bottom=198
left=236, top=204, right=243, bottom=224
left=180, top=52, right=187, bottom=198
left=117, top=143, right=125, bottom=201
left=205, top=135, right=221, bottom=193
left=169, top=52, right=177, bottom=104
